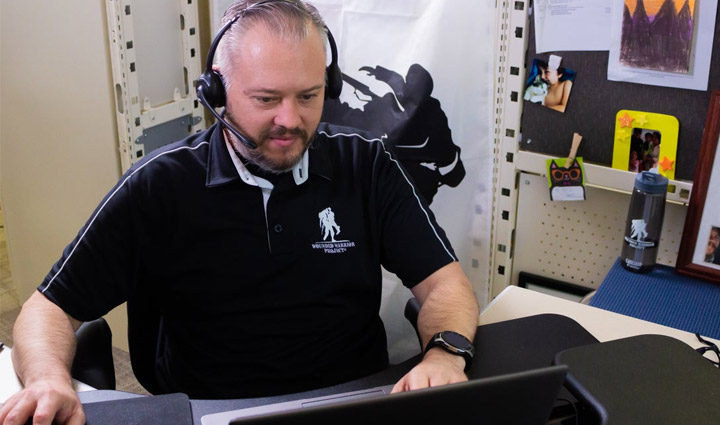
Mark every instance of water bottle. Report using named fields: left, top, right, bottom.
left=620, top=171, right=668, bottom=273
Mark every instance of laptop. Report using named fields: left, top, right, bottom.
left=201, top=365, right=568, bottom=425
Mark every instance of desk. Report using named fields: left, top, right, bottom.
left=589, top=259, right=720, bottom=339
left=2, top=285, right=718, bottom=423
left=0, top=346, right=95, bottom=403
left=481, top=285, right=720, bottom=350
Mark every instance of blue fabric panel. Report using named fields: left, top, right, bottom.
left=590, top=258, right=720, bottom=339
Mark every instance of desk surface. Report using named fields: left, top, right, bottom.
left=590, top=259, right=720, bottom=339
left=2, top=286, right=719, bottom=417
left=481, top=285, right=720, bottom=350
left=0, top=347, right=94, bottom=403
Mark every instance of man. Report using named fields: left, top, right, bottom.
left=706, top=227, right=720, bottom=264
left=0, top=1, right=478, bottom=424
left=630, top=128, right=644, bottom=165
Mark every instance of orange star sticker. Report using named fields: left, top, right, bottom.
left=618, top=112, right=635, bottom=128
left=659, top=156, right=675, bottom=172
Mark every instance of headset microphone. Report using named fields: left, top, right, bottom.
left=196, top=85, right=257, bottom=149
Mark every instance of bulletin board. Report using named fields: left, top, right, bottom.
left=520, top=5, right=720, bottom=182
left=490, top=0, right=719, bottom=297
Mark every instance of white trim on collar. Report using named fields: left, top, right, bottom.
left=223, top=140, right=309, bottom=187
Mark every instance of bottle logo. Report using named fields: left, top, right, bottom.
left=630, top=219, right=648, bottom=241
left=625, top=218, right=655, bottom=249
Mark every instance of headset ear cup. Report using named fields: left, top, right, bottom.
left=197, top=70, right=227, bottom=108
left=325, top=64, right=342, bottom=99
left=324, top=28, right=342, bottom=99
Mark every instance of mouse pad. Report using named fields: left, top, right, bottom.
left=469, top=313, right=599, bottom=378
left=83, top=392, right=192, bottom=425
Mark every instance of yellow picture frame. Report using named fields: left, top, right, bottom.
left=612, top=110, right=679, bottom=180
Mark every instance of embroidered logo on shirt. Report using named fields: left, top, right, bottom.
left=312, top=207, right=356, bottom=254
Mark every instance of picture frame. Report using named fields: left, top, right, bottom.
left=611, top=110, right=679, bottom=180
left=676, top=91, right=720, bottom=285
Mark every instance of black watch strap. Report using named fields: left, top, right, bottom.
left=424, top=331, right=474, bottom=371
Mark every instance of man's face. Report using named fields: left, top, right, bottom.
left=707, top=239, right=718, bottom=256
left=711, top=229, right=720, bottom=247
left=222, top=23, right=326, bottom=172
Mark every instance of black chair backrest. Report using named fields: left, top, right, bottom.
left=72, top=318, right=116, bottom=390
left=404, top=297, right=423, bottom=350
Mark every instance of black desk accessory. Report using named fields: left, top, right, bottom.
left=19, top=393, right=192, bottom=425
left=469, top=313, right=599, bottom=378
left=83, top=392, right=192, bottom=425
left=555, top=334, right=720, bottom=425
left=469, top=313, right=601, bottom=421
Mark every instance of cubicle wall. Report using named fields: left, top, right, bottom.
left=491, top=0, right=720, bottom=296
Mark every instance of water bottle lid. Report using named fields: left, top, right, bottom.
left=634, top=171, right=668, bottom=194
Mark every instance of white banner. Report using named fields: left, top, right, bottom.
left=210, top=0, right=494, bottom=362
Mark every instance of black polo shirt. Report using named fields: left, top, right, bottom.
left=39, top=122, right=456, bottom=398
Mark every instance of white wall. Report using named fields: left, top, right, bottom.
left=0, top=1, right=128, bottom=348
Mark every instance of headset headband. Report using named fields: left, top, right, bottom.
left=195, top=0, right=342, bottom=150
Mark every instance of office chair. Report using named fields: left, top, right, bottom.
left=404, top=297, right=423, bottom=350
left=72, top=296, right=424, bottom=393
left=71, top=289, right=164, bottom=393
left=71, top=318, right=116, bottom=390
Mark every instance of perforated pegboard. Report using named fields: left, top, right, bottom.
left=489, top=0, right=695, bottom=297
left=106, top=0, right=206, bottom=172
left=513, top=173, right=688, bottom=289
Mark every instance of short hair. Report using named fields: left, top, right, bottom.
left=215, top=0, right=329, bottom=92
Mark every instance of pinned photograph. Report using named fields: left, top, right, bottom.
left=524, top=55, right=576, bottom=113
left=628, top=127, right=662, bottom=172
left=704, top=226, right=720, bottom=265
left=611, top=110, right=678, bottom=180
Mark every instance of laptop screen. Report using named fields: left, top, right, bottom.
left=229, top=365, right=568, bottom=425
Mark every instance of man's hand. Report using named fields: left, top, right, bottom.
left=392, top=262, right=478, bottom=393
left=2, top=292, right=84, bottom=425
left=391, top=348, right=467, bottom=393
left=0, top=377, right=84, bottom=425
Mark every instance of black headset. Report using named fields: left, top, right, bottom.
left=196, top=0, right=342, bottom=149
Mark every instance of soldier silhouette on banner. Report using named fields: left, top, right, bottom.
left=322, top=64, right=465, bottom=204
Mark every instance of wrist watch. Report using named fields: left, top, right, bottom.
left=424, top=331, right=475, bottom=371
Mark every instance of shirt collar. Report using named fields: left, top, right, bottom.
left=206, top=123, right=242, bottom=187
left=307, top=128, right=334, bottom=182
left=205, top=123, right=334, bottom=187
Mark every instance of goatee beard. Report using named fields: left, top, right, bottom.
left=224, top=126, right=311, bottom=174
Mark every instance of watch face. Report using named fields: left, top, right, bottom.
left=443, top=331, right=471, bottom=350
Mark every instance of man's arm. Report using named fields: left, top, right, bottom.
left=392, top=261, right=479, bottom=392
left=0, top=292, right=85, bottom=425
